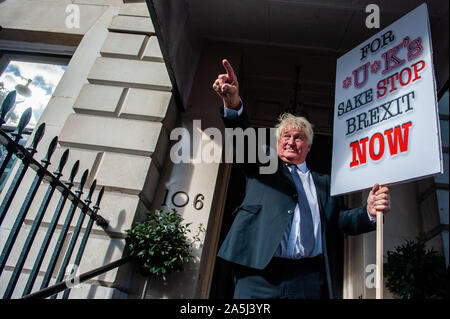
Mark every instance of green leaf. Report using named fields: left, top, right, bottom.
left=125, top=208, right=205, bottom=277
left=384, top=234, right=448, bottom=299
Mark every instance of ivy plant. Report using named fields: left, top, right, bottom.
left=384, top=233, right=448, bottom=299
left=125, top=209, right=204, bottom=276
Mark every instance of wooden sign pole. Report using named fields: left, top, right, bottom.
left=376, top=211, right=383, bottom=299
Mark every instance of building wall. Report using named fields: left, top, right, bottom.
left=0, top=0, right=178, bottom=298
left=435, top=90, right=449, bottom=266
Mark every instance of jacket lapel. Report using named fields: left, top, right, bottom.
left=276, top=158, right=297, bottom=191
left=311, top=171, right=328, bottom=232
left=311, top=172, right=326, bottom=210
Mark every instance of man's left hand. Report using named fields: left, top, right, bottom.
left=367, top=183, right=391, bottom=219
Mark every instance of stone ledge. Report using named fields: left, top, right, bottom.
left=119, top=88, right=171, bottom=121
left=58, top=113, right=164, bottom=157
left=93, top=152, right=152, bottom=195
left=119, top=3, right=150, bottom=18
left=100, top=32, right=146, bottom=60
left=87, top=57, right=171, bottom=91
left=108, top=15, right=154, bottom=35
left=74, top=84, right=125, bottom=116
left=142, top=36, right=163, bottom=62
left=74, top=0, right=124, bottom=5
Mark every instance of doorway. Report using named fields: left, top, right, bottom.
left=204, top=40, right=338, bottom=298
left=209, top=133, right=332, bottom=298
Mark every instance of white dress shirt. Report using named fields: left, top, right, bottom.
left=273, top=162, right=323, bottom=259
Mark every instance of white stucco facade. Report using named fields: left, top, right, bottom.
left=0, top=0, right=447, bottom=300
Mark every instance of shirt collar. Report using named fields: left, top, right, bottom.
left=297, top=161, right=309, bottom=173
left=285, top=161, right=309, bottom=174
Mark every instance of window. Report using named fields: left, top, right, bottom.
left=0, top=53, right=68, bottom=192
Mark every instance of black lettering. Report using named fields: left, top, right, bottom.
left=381, top=30, right=395, bottom=48
left=345, top=99, right=353, bottom=113
left=338, top=102, right=345, bottom=117
left=357, top=112, right=368, bottom=131
left=401, top=91, right=415, bottom=112
left=346, top=117, right=356, bottom=135
left=393, top=96, right=403, bottom=116
left=162, top=188, right=169, bottom=206
left=368, top=107, right=380, bottom=126
left=171, top=191, right=189, bottom=207
left=366, top=88, right=373, bottom=104
left=370, top=38, right=381, bottom=52
left=354, top=92, right=364, bottom=108
left=361, top=43, right=371, bottom=60
left=380, top=101, right=394, bottom=121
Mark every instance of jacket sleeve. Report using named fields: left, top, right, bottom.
left=219, top=105, right=251, bottom=130
left=336, top=198, right=376, bottom=235
left=219, top=105, right=266, bottom=177
left=319, top=174, right=376, bottom=236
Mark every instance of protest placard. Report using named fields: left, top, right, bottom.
left=331, top=3, right=443, bottom=196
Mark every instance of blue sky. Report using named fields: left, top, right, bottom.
left=0, top=60, right=66, bottom=128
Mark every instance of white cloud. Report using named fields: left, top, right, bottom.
left=0, top=60, right=66, bottom=128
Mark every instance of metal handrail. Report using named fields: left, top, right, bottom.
left=21, top=256, right=132, bottom=299
left=0, top=90, right=115, bottom=299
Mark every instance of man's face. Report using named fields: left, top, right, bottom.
left=277, top=125, right=311, bottom=165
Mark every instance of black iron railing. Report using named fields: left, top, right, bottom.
left=0, top=91, right=129, bottom=299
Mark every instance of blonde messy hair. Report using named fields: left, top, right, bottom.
left=275, top=113, right=314, bottom=145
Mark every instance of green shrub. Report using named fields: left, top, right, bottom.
left=125, top=209, right=203, bottom=276
left=384, top=233, right=448, bottom=299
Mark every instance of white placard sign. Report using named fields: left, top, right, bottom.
left=331, top=3, right=443, bottom=196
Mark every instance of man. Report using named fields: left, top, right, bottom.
left=212, top=59, right=391, bottom=299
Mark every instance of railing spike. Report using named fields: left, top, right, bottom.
left=42, top=136, right=58, bottom=165
left=85, top=180, right=97, bottom=204
left=94, top=186, right=105, bottom=210
left=15, top=107, right=32, bottom=139
left=0, top=90, right=16, bottom=127
left=54, top=149, right=69, bottom=178
left=67, top=160, right=80, bottom=186
left=29, top=123, right=46, bottom=154
left=0, top=120, right=112, bottom=298
left=78, top=169, right=89, bottom=192
left=0, top=106, right=29, bottom=174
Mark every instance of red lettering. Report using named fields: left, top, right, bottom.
left=369, top=133, right=385, bottom=161
left=377, top=79, right=387, bottom=99
left=349, top=122, right=412, bottom=167
left=412, top=60, right=425, bottom=82
left=407, top=37, right=423, bottom=61
left=384, top=122, right=412, bottom=155
left=381, top=43, right=406, bottom=74
left=352, top=62, right=370, bottom=88
left=399, top=67, right=412, bottom=86
left=387, top=73, right=399, bottom=93
left=350, top=137, right=369, bottom=168
left=376, top=62, right=425, bottom=100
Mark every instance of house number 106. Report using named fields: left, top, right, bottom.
left=161, top=189, right=205, bottom=210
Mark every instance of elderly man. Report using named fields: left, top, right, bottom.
left=212, top=59, right=391, bottom=299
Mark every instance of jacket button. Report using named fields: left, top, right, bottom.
left=293, top=193, right=298, bottom=199
left=287, top=210, right=293, bottom=214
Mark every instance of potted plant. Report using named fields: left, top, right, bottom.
left=384, top=233, right=449, bottom=299
left=125, top=209, right=204, bottom=277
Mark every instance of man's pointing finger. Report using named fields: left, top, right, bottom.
left=222, top=59, right=235, bottom=84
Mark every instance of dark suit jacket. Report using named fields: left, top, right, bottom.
left=217, top=107, right=376, bottom=299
